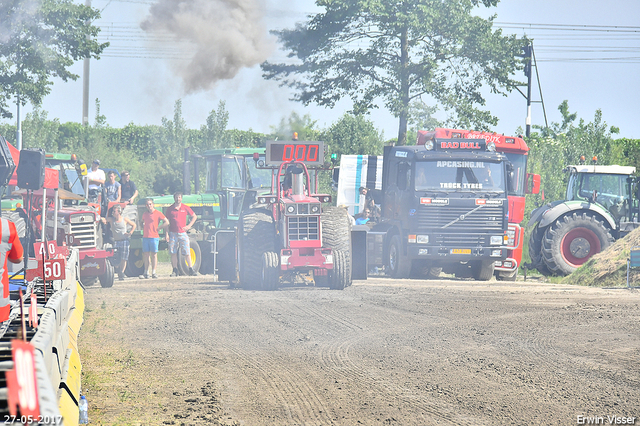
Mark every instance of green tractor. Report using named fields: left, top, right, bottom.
left=128, top=147, right=271, bottom=279
left=528, top=164, right=639, bottom=276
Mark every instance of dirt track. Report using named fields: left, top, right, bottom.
left=79, top=271, right=640, bottom=425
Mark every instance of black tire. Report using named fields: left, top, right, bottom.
left=238, top=209, right=276, bottom=289
left=496, top=268, right=518, bottom=281
left=411, top=261, right=442, bottom=279
left=528, top=224, right=552, bottom=276
left=260, top=252, right=279, bottom=291
left=472, top=260, right=494, bottom=281
left=125, top=247, right=145, bottom=277
left=177, top=237, right=202, bottom=275
left=99, top=260, right=115, bottom=288
left=387, top=234, right=411, bottom=278
left=1, top=211, right=26, bottom=238
left=541, top=212, right=614, bottom=276
left=321, top=206, right=352, bottom=283
left=329, top=250, right=350, bottom=290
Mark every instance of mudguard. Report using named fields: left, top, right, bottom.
left=532, top=200, right=616, bottom=230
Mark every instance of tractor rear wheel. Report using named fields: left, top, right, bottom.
left=238, top=209, right=276, bottom=289
left=177, top=237, right=202, bottom=275
left=541, top=212, right=614, bottom=276
left=260, top=251, right=279, bottom=291
left=528, top=224, right=552, bottom=276
left=1, top=211, right=26, bottom=237
left=125, top=247, right=145, bottom=277
left=321, top=206, right=352, bottom=284
left=329, top=250, right=350, bottom=290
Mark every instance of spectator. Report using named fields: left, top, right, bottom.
left=120, top=171, right=139, bottom=205
left=104, top=171, right=121, bottom=202
left=0, top=218, right=23, bottom=322
left=139, top=198, right=169, bottom=279
left=165, top=192, right=198, bottom=277
left=87, top=160, right=105, bottom=203
left=101, top=205, right=136, bottom=281
left=359, top=187, right=381, bottom=223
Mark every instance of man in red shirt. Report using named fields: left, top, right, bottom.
left=140, top=198, right=169, bottom=279
left=0, top=218, right=24, bottom=321
left=165, top=192, right=198, bottom=276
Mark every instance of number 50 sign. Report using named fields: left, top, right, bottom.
left=44, top=258, right=66, bottom=280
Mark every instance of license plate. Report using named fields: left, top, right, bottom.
left=450, top=248, right=471, bottom=254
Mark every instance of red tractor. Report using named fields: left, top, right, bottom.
left=236, top=141, right=352, bottom=290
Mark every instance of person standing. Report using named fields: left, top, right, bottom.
left=104, top=171, right=121, bottom=202
left=87, top=160, right=105, bottom=203
left=139, top=198, right=169, bottom=279
left=101, top=205, right=136, bottom=281
left=165, top=192, right=198, bottom=277
left=0, top=218, right=23, bottom=322
left=120, top=171, right=138, bottom=205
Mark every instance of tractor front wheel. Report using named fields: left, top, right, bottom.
left=177, top=238, right=202, bottom=275
left=541, top=212, right=614, bottom=276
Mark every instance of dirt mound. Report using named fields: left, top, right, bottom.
left=563, top=226, right=640, bottom=287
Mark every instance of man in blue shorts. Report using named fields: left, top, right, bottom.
left=139, top=198, right=169, bottom=279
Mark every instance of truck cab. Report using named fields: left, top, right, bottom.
left=369, top=139, right=511, bottom=280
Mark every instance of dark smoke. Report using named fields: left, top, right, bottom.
left=141, top=0, right=274, bottom=93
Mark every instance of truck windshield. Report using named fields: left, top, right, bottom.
left=415, top=160, right=505, bottom=192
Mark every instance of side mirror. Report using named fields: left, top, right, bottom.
left=526, top=173, right=541, bottom=195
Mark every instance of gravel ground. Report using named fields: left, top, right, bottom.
left=79, top=266, right=640, bottom=425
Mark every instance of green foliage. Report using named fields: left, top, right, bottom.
left=0, top=0, right=108, bottom=118
left=270, top=112, right=321, bottom=142
left=321, top=113, right=384, bottom=160
left=262, top=0, right=526, bottom=145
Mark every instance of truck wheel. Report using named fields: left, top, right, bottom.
left=238, top=209, right=276, bottom=289
left=387, top=235, right=411, bottom=278
left=496, top=268, right=518, bottom=281
left=472, top=260, right=494, bottom=281
left=321, top=206, right=352, bottom=283
left=528, top=225, right=552, bottom=276
left=411, top=262, right=442, bottom=279
left=541, top=212, right=614, bottom=276
left=260, top=252, right=280, bottom=291
left=125, top=248, right=145, bottom=277
left=177, top=238, right=202, bottom=275
left=329, top=250, right=350, bottom=290
left=99, top=260, right=115, bottom=288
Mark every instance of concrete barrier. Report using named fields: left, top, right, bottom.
left=0, top=248, right=85, bottom=425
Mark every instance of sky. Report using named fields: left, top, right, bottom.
left=5, top=0, right=640, bottom=141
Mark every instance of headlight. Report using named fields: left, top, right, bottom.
left=258, top=197, right=267, bottom=203
left=287, top=205, right=296, bottom=214
left=425, top=140, right=434, bottom=150
left=487, top=141, right=496, bottom=151
left=490, top=236, right=503, bottom=245
left=491, top=249, right=502, bottom=257
left=417, top=235, right=429, bottom=244
left=311, top=204, right=320, bottom=214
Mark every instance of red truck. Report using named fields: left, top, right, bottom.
left=417, top=128, right=541, bottom=280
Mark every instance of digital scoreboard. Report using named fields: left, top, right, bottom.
left=265, top=141, right=325, bottom=166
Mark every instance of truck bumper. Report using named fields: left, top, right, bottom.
left=407, top=245, right=507, bottom=262
left=280, top=248, right=334, bottom=271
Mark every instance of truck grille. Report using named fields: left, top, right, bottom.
left=70, top=222, right=97, bottom=248
left=288, top=216, right=319, bottom=241
left=417, top=205, right=504, bottom=232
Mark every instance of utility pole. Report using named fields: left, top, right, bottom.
left=16, top=94, right=22, bottom=150
left=82, top=0, right=91, bottom=125
left=522, top=44, right=532, bottom=138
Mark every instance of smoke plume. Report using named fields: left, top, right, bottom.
left=141, top=0, right=275, bottom=93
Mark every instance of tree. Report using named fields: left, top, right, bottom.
left=270, top=112, right=320, bottom=141
left=321, top=113, right=383, bottom=159
left=0, top=0, right=108, bottom=118
left=202, top=101, right=229, bottom=149
left=262, top=0, right=526, bottom=145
